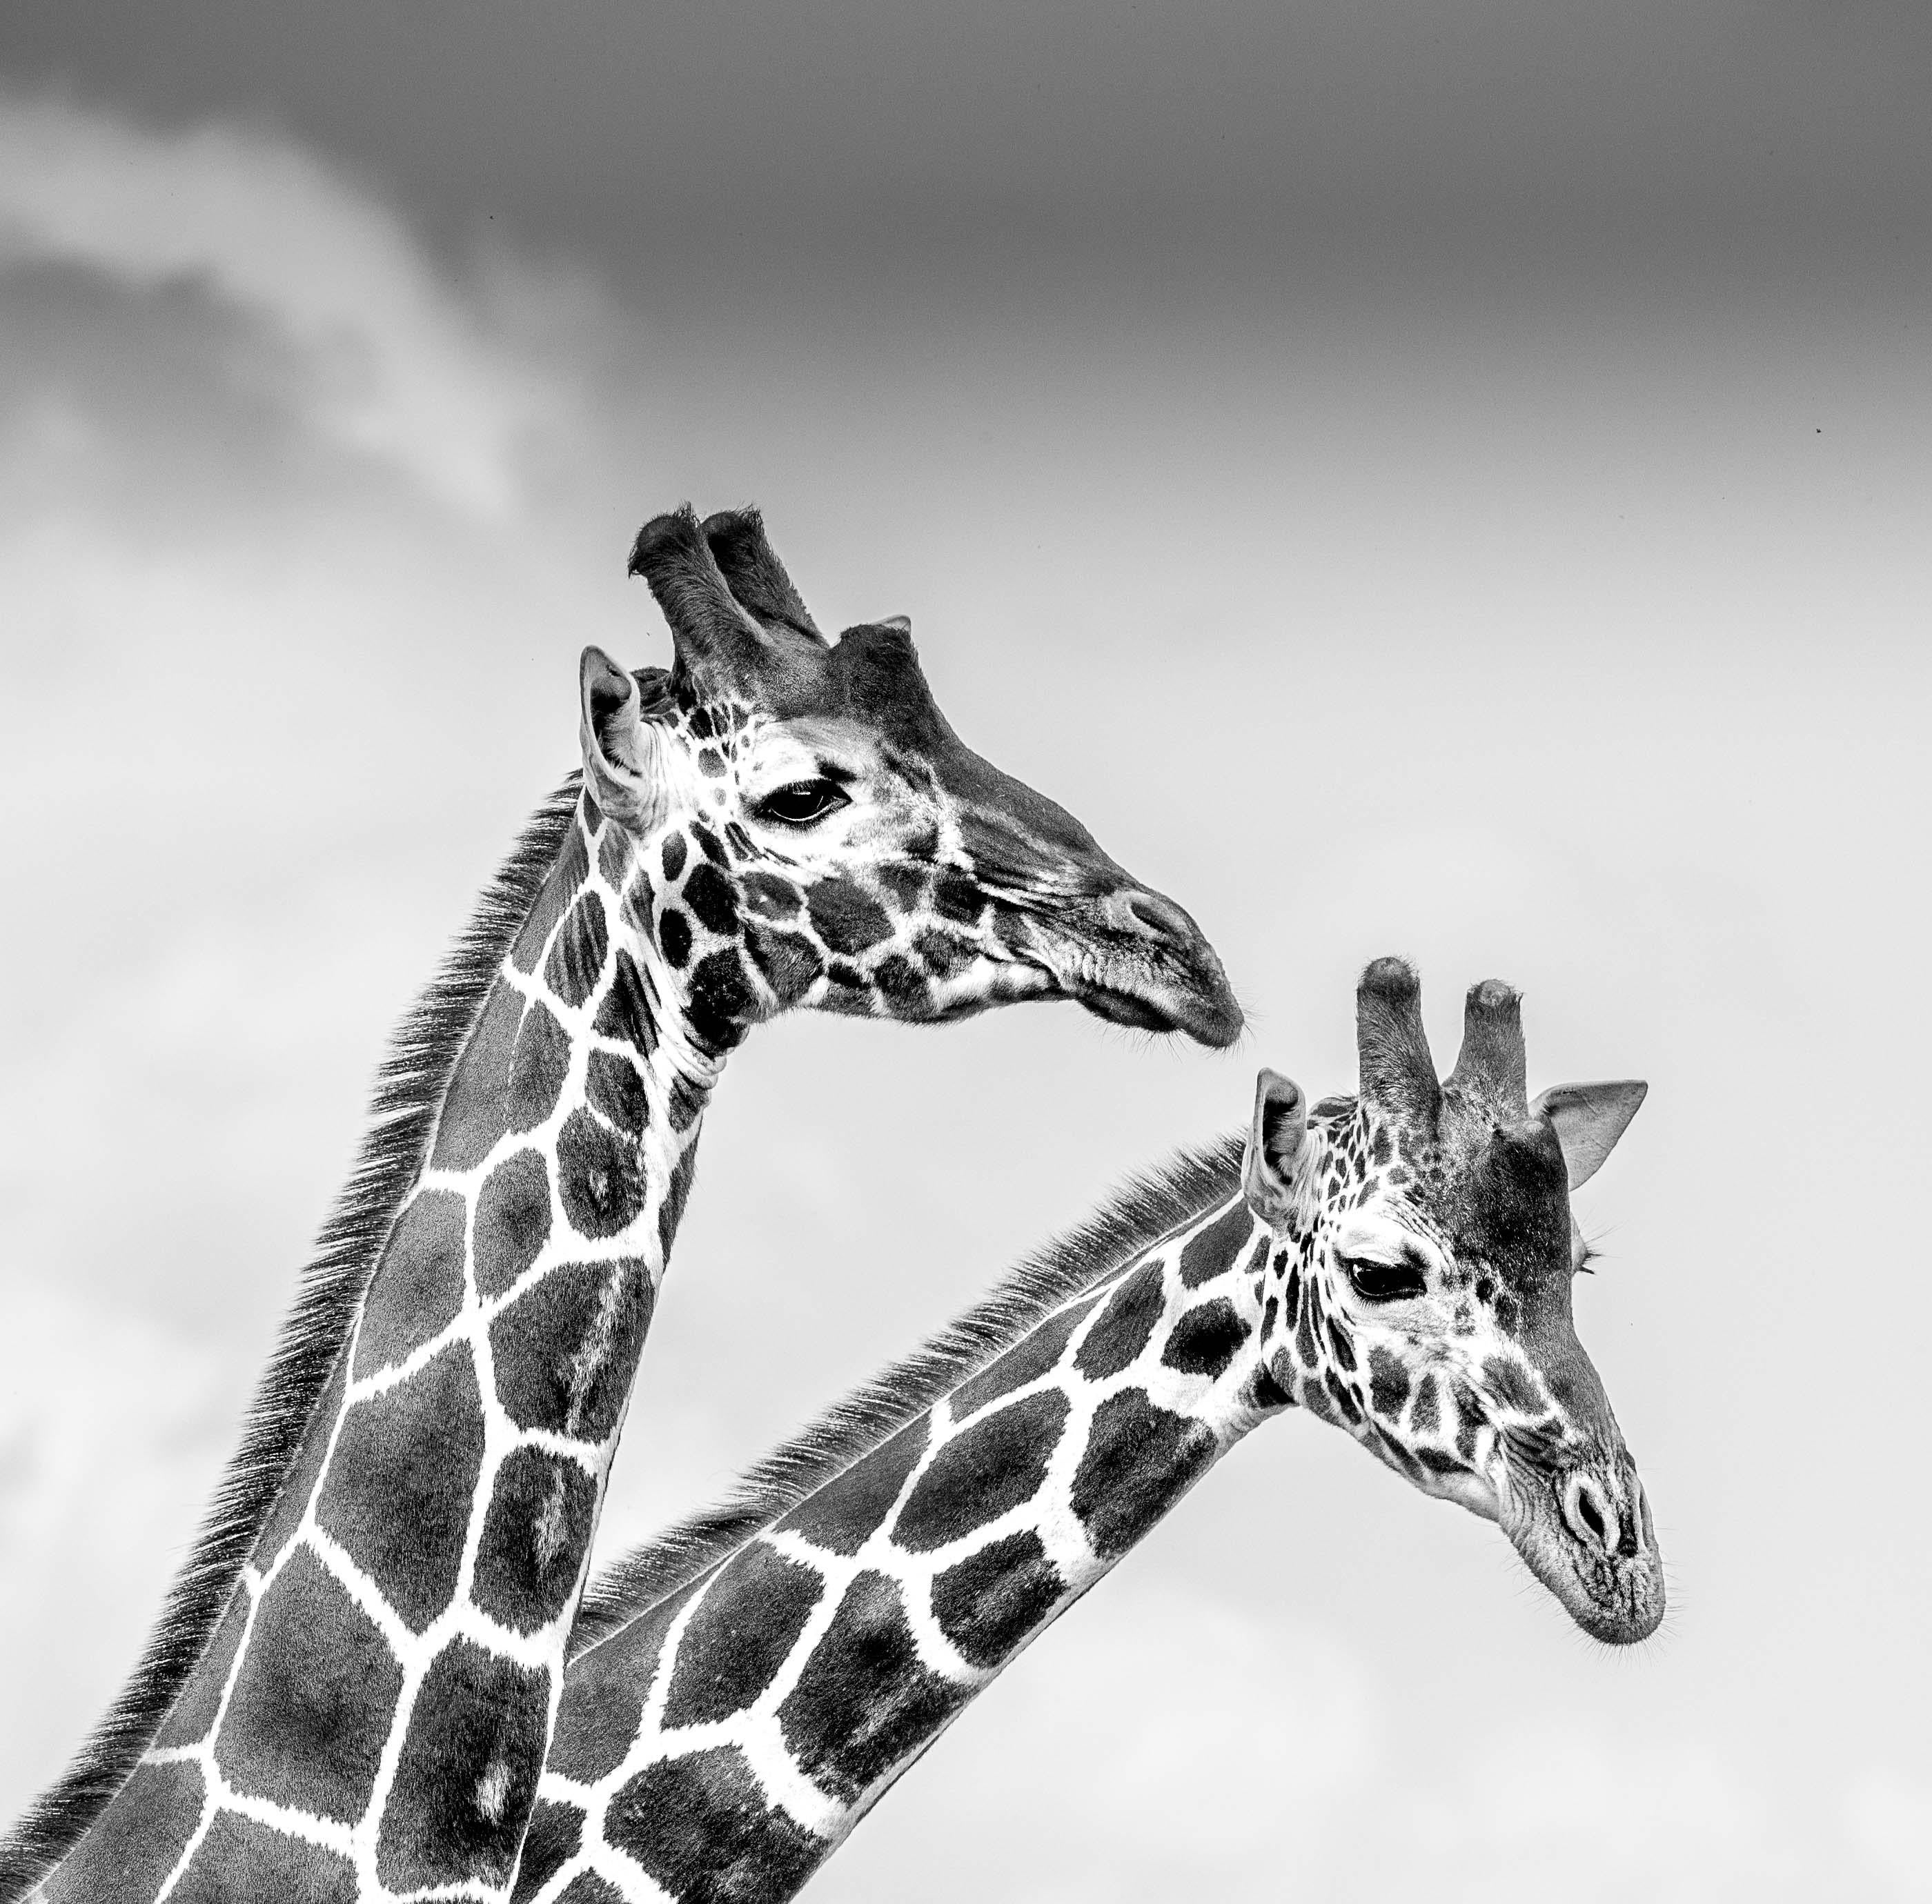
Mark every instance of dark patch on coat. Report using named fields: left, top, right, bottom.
left=931, top=1529, right=1063, bottom=1669
left=355, top=1189, right=466, bottom=1378
left=169, top=1809, right=356, bottom=1904
left=871, top=953, right=927, bottom=1010
left=593, top=948, right=656, bottom=1049
left=1326, top=1317, right=1357, bottom=1373
left=42, top=1757, right=203, bottom=1903
left=1178, top=1198, right=1254, bottom=1288
left=551, top=1584, right=699, bottom=1784
left=952, top=1298, right=1095, bottom=1420
left=893, top=1391, right=1070, bottom=1552
left=375, top=1639, right=549, bottom=1894
left=659, top=1542, right=826, bottom=1729
left=586, top=1049, right=649, bottom=1140
left=604, top=1747, right=821, bottom=1904
left=558, top=1109, right=647, bottom=1240
left=1070, top=1389, right=1217, bottom=1560
left=1410, top=1370, right=1440, bottom=1432
left=1368, top=1347, right=1412, bottom=1420
left=474, top=1149, right=553, bottom=1296
left=546, top=892, right=611, bottom=1011
left=429, top=978, right=523, bottom=1172
left=747, top=926, right=824, bottom=1006
left=509, top=1000, right=571, bottom=1131
left=912, top=926, right=965, bottom=975
left=658, top=906, right=693, bottom=969
left=780, top=1416, right=929, bottom=1557
left=777, top=1571, right=967, bottom=1804
left=471, top=1447, right=599, bottom=1633
left=1074, top=1260, right=1165, bottom=1380
left=687, top=949, right=757, bottom=1051
left=682, top=862, right=739, bottom=937
left=490, top=1258, right=653, bottom=1443
left=1160, top=1299, right=1251, bottom=1380
left=315, top=1341, right=484, bottom=1633
left=740, top=871, right=802, bottom=920
left=807, top=879, right=894, bottom=955
left=215, top=1545, right=403, bottom=1821
left=1248, top=1356, right=1297, bottom=1411
left=153, top=1587, right=248, bottom=1748
left=1295, top=1288, right=1321, bottom=1369
left=660, top=831, right=688, bottom=883
left=509, top=1799, right=584, bottom=1904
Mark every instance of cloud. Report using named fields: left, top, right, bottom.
left=1388, top=1725, right=1791, bottom=1903
left=1844, top=1768, right=1932, bottom=1897
left=0, top=94, right=559, bottom=517
left=0, top=1285, right=233, bottom=1814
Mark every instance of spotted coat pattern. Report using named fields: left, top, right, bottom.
left=514, top=1059, right=1658, bottom=1904
left=13, top=507, right=1239, bottom=1904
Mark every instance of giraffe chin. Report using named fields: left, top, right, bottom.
left=1056, top=966, right=1245, bottom=1047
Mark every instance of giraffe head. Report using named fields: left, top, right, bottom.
left=1245, top=958, right=1659, bottom=1643
left=576, top=505, right=1240, bottom=1052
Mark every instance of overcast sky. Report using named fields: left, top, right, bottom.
left=0, top=8, right=1928, bottom=1901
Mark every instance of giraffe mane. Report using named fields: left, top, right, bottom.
left=0, top=776, right=584, bottom=1901
left=569, top=1129, right=1247, bottom=1658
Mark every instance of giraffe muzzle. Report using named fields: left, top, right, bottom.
left=1057, top=885, right=1244, bottom=1048
left=1501, top=1459, right=1666, bottom=1645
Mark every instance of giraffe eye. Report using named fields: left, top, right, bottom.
left=753, top=780, right=850, bottom=826
left=1340, top=1255, right=1427, bottom=1302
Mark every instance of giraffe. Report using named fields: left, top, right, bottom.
left=511, top=958, right=1658, bottom=1904
left=1, top=505, right=1241, bottom=1904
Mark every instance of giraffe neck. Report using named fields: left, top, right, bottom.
left=520, top=1149, right=1299, bottom=1904
left=37, top=788, right=733, bottom=1904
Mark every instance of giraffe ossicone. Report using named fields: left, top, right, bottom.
left=516, top=958, right=1659, bottom=1904
left=1, top=506, right=1239, bottom=1904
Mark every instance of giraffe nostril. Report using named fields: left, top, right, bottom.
left=1564, top=1474, right=1619, bottom=1555
left=1122, top=889, right=1196, bottom=946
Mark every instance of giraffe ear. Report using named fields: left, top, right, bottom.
left=1243, top=1069, right=1308, bottom=1223
left=579, top=646, right=667, bottom=831
left=1530, top=1081, right=1647, bottom=1189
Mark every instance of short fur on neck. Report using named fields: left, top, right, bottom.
left=0, top=778, right=584, bottom=1901
left=569, top=1132, right=1245, bottom=1658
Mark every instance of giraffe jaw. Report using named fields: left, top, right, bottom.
left=1025, top=927, right=1244, bottom=1048
left=1065, top=969, right=1245, bottom=1047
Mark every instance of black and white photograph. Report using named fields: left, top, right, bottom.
left=0, top=5, right=1926, bottom=1900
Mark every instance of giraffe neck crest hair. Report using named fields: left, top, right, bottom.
left=569, top=1133, right=1244, bottom=1656
left=4, top=502, right=1248, bottom=1904
left=0, top=779, right=582, bottom=1903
